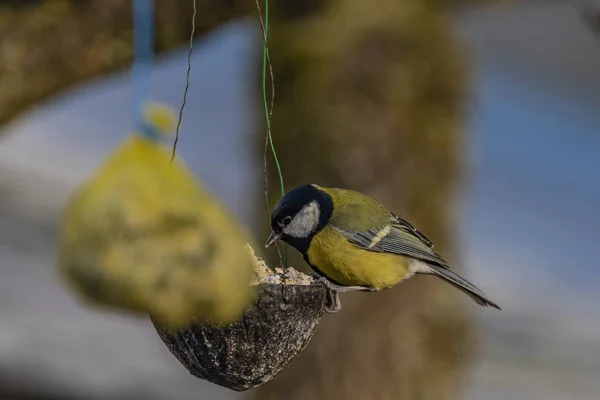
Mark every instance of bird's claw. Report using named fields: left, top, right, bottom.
left=310, top=275, right=373, bottom=313
left=324, top=289, right=342, bottom=314
left=309, top=274, right=341, bottom=313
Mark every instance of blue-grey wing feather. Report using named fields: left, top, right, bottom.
left=333, top=215, right=450, bottom=268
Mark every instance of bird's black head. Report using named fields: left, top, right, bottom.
left=266, top=184, right=334, bottom=254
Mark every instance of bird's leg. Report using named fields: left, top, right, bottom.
left=311, top=274, right=372, bottom=293
left=309, top=274, right=373, bottom=313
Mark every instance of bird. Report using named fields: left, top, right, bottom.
left=265, top=184, right=500, bottom=312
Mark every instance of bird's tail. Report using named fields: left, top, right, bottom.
left=426, top=264, right=501, bottom=310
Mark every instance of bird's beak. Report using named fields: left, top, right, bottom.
left=265, top=231, right=282, bottom=248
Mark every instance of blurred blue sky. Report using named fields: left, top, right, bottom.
left=465, top=62, right=600, bottom=305
left=1, top=5, right=599, bottom=399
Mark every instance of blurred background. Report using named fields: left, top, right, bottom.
left=1, top=0, right=599, bottom=399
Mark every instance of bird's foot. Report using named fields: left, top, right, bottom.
left=310, top=274, right=372, bottom=314
left=324, top=289, right=341, bottom=314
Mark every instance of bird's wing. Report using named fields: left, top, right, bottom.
left=332, top=212, right=450, bottom=268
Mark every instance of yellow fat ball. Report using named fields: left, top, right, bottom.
left=58, top=134, right=257, bottom=329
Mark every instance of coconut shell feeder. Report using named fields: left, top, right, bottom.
left=151, top=248, right=330, bottom=391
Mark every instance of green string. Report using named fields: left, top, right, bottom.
left=259, top=0, right=287, bottom=266
left=261, top=2, right=284, bottom=197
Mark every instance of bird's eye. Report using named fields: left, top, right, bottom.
left=278, top=216, right=292, bottom=227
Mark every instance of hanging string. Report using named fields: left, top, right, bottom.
left=171, top=0, right=197, bottom=162
left=255, top=0, right=287, bottom=267
left=132, top=0, right=156, bottom=138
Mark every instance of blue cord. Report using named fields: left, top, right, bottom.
left=132, top=0, right=155, bottom=138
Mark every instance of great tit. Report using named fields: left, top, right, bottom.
left=266, top=184, right=500, bottom=312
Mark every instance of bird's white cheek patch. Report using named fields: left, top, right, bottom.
left=284, top=201, right=320, bottom=238
left=368, top=225, right=391, bottom=248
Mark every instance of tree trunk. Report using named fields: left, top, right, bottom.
left=255, top=1, right=474, bottom=399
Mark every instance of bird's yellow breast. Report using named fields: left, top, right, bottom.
left=307, top=226, right=411, bottom=290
